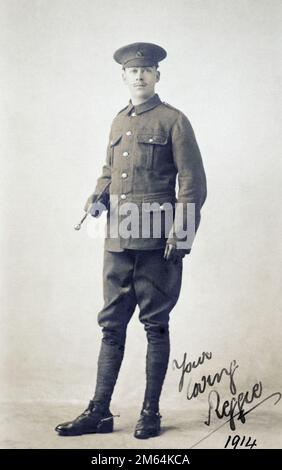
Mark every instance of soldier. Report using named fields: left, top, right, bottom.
left=55, top=42, right=207, bottom=439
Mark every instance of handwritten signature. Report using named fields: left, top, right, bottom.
left=172, top=351, right=281, bottom=447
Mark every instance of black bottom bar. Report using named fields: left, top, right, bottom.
left=0, top=449, right=281, bottom=466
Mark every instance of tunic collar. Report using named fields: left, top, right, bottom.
left=126, top=93, right=162, bottom=115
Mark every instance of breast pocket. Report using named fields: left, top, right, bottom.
left=109, top=134, right=122, bottom=167
left=136, top=133, right=169, bottom=170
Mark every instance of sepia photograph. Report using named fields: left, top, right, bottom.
left=0, top=0, right=281, bottom=459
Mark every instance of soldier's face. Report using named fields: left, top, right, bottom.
left=122, top=66, right=160, bottom=100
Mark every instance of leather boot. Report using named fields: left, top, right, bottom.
left=55, top=400, right=118, bottom=436
left=134, top=402, right=162, bottom=439
left=92, top=339, right=125, bottom=407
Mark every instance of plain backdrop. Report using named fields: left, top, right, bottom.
left=0, top=0, right=281, bottom=417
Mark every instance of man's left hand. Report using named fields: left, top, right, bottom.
left=163, top=243, right=189, bottom=263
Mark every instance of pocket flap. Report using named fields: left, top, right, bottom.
left=137, top=133, right=168, bottom=145
left=110, top=134, right=122, bottom=146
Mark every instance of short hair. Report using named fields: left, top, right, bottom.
left=122, top=64, right=159, bottom=71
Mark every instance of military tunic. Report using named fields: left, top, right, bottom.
left=93, top=93, right=207, bottom=253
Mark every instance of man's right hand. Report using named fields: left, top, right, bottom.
left=84, top=193, right=98, bottom=214
left=84, top=193, right=108, bottom=218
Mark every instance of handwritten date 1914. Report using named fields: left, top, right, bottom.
left=224, top=435, right=257, bottom=449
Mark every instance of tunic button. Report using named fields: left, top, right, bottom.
left=126, top=130, right=132, bottom=136
left=131, top=112, right=136, bottom=117
left=121, top=172, right=127, bottom=179
left=120, top=194, right=126, bottom=200
left=149, top=138, right=154, bottom=142
left=123, top=151, right=129, bottom=157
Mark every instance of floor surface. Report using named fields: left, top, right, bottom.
left=1, top=401, right=281, bottom=449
